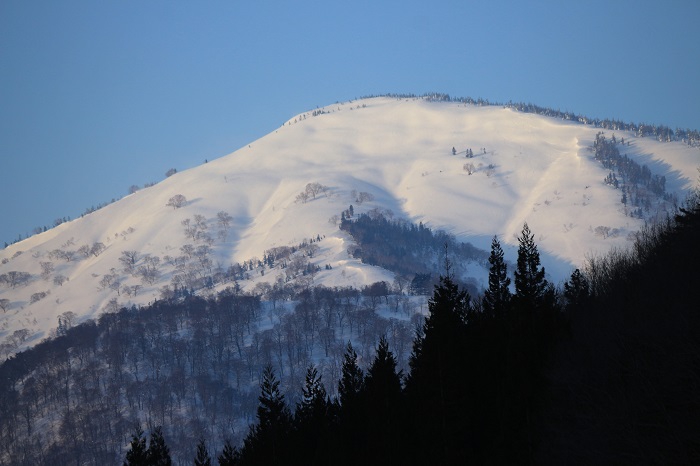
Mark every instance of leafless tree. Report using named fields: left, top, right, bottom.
left=355, top=191, right=374, bottom=204
left=595, top=225, right=611, bottom=239
left=165, top=168, right=177, bottom=177
left=217, top=211, right=233, bottom=239
left=30, top=291, right=49, bottom=304
left=119, top=250, right=139, bottom=273
left=78, top=244, right=91, bottom=258
left=137, top=255, right=161, bottom=285
left=1, top=271, right=32, bottom=288
left=464, top=162, right=476, bottom=175
left=59, top=311, right=77, bottom=328
left=193, top=214, right=208, bottom=231
left=0, top=298, right=10, bottom=313
left=49, top=249, right=73, bottom=262
left=90, top=242, right=106, bottom=257
left=40, top=261, right=54, bottom=280
left=53, top=274, right=68, bottom=287
left=166, top=194, right=187, bottom=209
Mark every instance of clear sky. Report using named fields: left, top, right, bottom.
left=1, top=0, right=699, bottom=247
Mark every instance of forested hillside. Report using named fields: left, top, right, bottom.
left=216, top=198, right=700, bottom=466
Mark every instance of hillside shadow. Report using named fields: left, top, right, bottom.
left=625, top=151, right=693, bottom=194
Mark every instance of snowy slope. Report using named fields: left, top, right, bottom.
left=1, top=96, right=698, bottom=354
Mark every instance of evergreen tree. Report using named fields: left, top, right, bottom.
left=194, top=438, right=211, bottom=466
left=482, top=235, right=511, bottom=317
left=363, top=336, right=404, bottom=462
left=514, top=223, right=549, bottom=308
left=365, top=336, right=402, bottom=403
left=334, top=342, right=367, bottom=466
left=405, top=275, right=472, bottom=464
left=239, top=364, right=292, bottom=465
left=337, top=342, right=364, bottom=408
left=295, top=365, right=329, bottom=426
left=217, top=440, right=240, bottom=466
left=146, top=426, right=171, bottom=466
left=564, top=268, right=589, bottom=308
left=293, top=364, right=333, bottom=464
left=123, top=426, right=148, bottom=466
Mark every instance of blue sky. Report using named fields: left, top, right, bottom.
left=1, top=0, right=699, bottom=247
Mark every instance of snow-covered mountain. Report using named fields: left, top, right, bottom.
left=1, top=96, right=698, bottom=355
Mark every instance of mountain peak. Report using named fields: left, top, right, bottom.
left=1, top=96, right=698, bottom=355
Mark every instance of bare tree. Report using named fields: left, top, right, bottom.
left=30, top=291, right=49, bottom=303
left=305, top=182, right=327, bottom=199
left=166, top=194, right=187, bottom=209
left=53, top=274, right=68, bottom=287
left=78, top=244, right=91, bottom=258
left=90, top=242, right=106, bottom=257
left=355, top=191, right=374, bottom=204
left=40, top=261, right=54, bottom=280
left=181, top=218, right=196, bottom=240
left=217, top=211, right=233, bottom=240
left=49, top=249, right=74, bottom=262
left=1, top=271, right=32, bottom=288
left=59, top=311, right=77, bottom=328
left=0, top=298, right=10, bottom=313
left=193, top=214, right=208, bottom=231
left=180, top=244, right=195, bottom=259
left=128, top=185, right=140, bottom=194
left=165, top=168, right=177, bottom=177
left=119, top=250, right=139, bottom=273
left=463, top=162, right=476, bottom=175
left=595, top=225, right=611, bottom=239
left=137, top=255, right=161, bottom=285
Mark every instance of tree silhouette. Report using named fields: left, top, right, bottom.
left=514, top=223, right=549, bottom=309
left=194, top=438, right=211, bottom=466
left=146, top=426, right=171, bottom=466
left=123, top=426, right=148, bottom=466
left=483, top=235, right=511, bottom=317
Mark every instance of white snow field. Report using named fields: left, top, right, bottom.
left=1, top=96, right=698, bottom=354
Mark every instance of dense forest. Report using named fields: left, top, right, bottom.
left=339, top=208, right=488, bottom=294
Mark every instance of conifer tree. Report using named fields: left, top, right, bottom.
left=239, top=364, right=292, bottom=465
left=217, top=440, right=240, bottom=466
left=483, top=235, right=511, bottom=317
left=146, top=426, right=171, bottom=466
left=363, top=336, right=404, bottom=462
left=514, top=223, right=548, bottom=308
left=194, top=438, right=211, bottom=466
left=123, top=426, right=148, bottom=466
left=405, top=275, right=472, bottom=464
left=564, top=268, right=589, bottom=308
left=293, top=364, right=333, bottom=464
left=295, top=364, right=329, bottom=426
left=337, top=342, right=364, bottom=408
left=365, top=336, right=402, bottom=404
